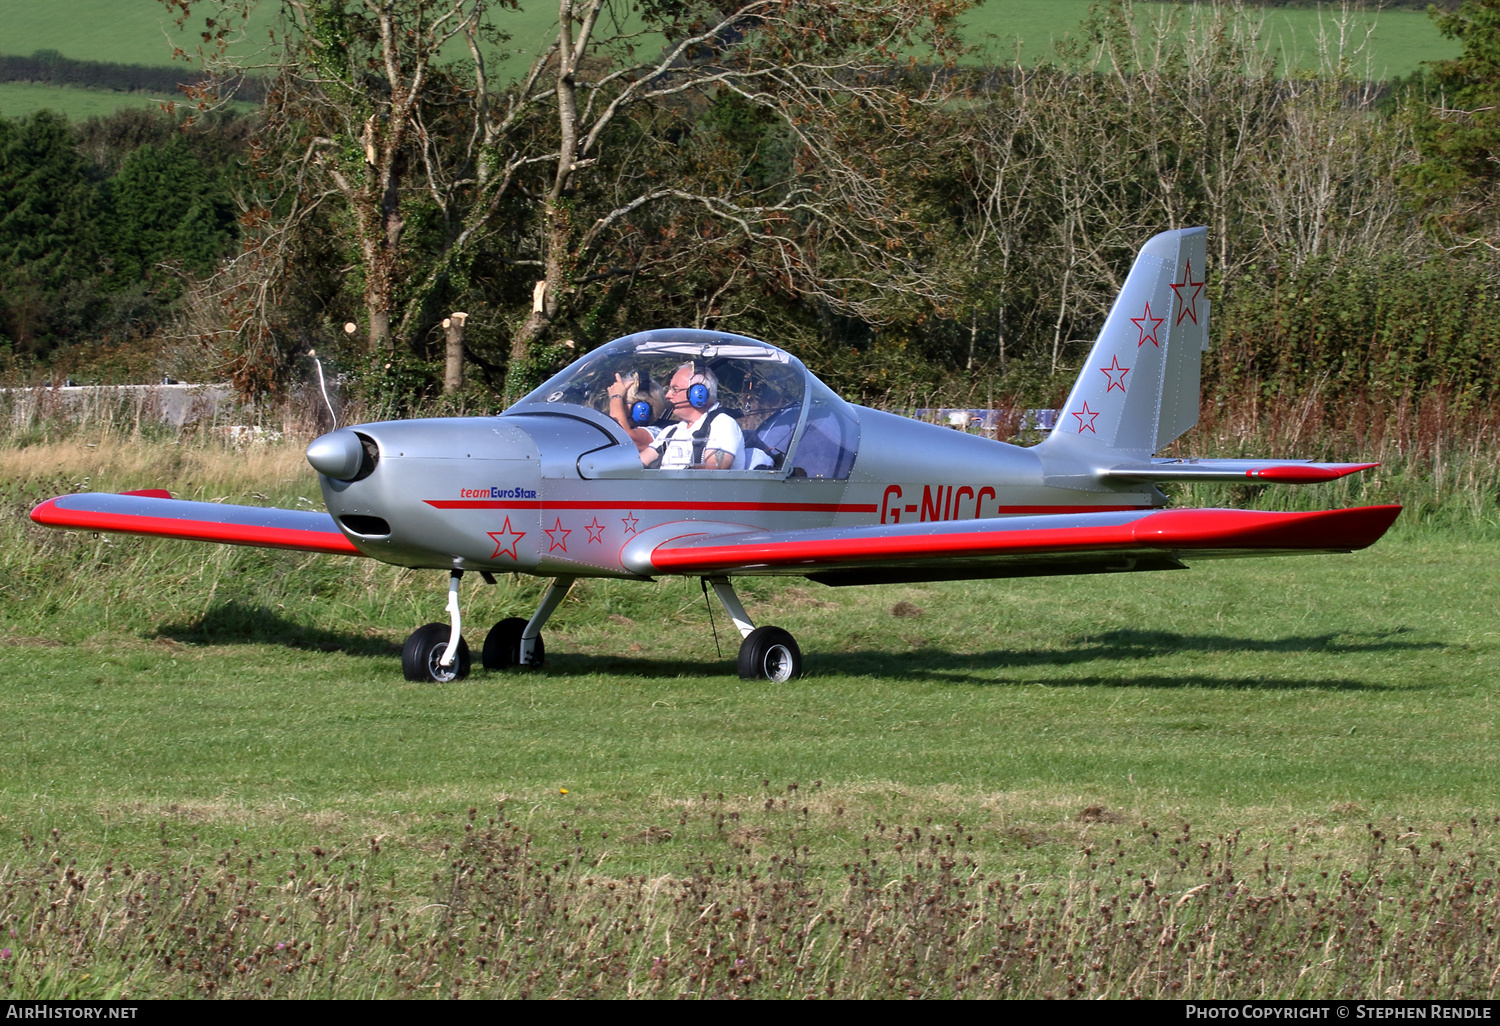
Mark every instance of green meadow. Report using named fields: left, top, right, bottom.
left=0, top=2, right=1462, bottom=121
left=1, top=423, right=1497, bottom=997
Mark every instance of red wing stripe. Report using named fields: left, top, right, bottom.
left=30, top=496, right=362, bottom=556
left=424, top=500, right=1141, bottom=514
left=648, top=506, right=1402, bottom=573
left=425, top=499, right=879, bottom=513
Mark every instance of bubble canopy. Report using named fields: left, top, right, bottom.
left=508, top=328, right=859, bottom=478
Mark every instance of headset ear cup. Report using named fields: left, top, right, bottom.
left=630, top=400, right=652, bottom=425
left=688, top=382, right=709, bottom=409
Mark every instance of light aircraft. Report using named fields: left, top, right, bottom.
left=31, top=228, right=1400, bottom=682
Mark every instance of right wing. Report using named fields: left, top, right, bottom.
left=637, top=505, right=1402, bottom=586
left=30, top=492, right=363, bottom=556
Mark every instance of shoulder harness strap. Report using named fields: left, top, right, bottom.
left=691, top=409, right=726, bottom=466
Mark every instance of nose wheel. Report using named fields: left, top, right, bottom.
left=402, top=622, right=471, bottom=681
left=402, top=570, right=472, bottom=682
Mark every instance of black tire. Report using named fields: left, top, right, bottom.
left=737, top=625, right=802, bottom=682
left=482, top=617, right=544, bottom=670
left=401, top=622, right=470, bottom=682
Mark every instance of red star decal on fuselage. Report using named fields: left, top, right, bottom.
left=1099, top=355, right=1130, bottom=393
left=1071, top=401, right=1100, bottom=434
left=1132, top=302, right=1165, bottom=347
left=621, top=511, right=640, bottom=536
left=584, top=517, right=606, bottom=543
left=487, top=516, right=526, bottom=561
left=1170, top=258, right=1204, bottom=326
left=544, top=517, right=571, bottom=553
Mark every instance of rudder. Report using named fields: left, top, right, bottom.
left=1046, top=227, right=1209, bottom=457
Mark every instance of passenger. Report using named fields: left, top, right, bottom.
left=605, top=371, right=667, bottom=453
left=642, top=362, right=744, bottom=469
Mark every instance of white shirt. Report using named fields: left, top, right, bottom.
left=651, top=406, right=744, bottom=469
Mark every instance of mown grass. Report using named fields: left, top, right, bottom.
left=2, top=403, right=1498, bottom=996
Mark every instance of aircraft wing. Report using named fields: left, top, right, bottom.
left=29, top=492, right=363, bottom=556
left=643, top=505, right=1401, bottom=586
left=1099, top=459, right=1378, bottom=484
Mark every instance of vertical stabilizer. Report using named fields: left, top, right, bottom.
left=1045, top=227, right=1209, bottom=457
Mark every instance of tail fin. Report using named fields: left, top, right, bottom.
left=1045, top=227, right=1209, bottom=457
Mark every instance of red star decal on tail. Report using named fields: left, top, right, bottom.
left=487, top=516, right=526, bottom=561
left=1071, top=401, right=1100, bottom=434
left=544, top=517, right=571, bottom=553
left=584, top=517, right=606, bottom=543
left=621, top=511, right=640, bottom=536
left=1099, top=355, right=1130, bottom=393
left=1170, top=258, right=1204, bottom=326
left=1132, top=302, right=1165, bottom=347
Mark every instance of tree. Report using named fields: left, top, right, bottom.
left=166, top=0, right=966, bottom=397
left=1405, top=0, right=1500, bottom=246
left=104, top=136, right=237, bottom=287
left=0, top=111, right=99, bottom=356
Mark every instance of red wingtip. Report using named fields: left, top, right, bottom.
left=1138, top=504, right=1402, bottom=550
left=120, top=489, right=173, bottom=499
left=1246, top=463, right=1380, bottom=484
left=28, top=497, right=58, bottom=526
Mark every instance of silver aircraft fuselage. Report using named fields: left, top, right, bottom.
left=317, top=403, right=1161, bottom=580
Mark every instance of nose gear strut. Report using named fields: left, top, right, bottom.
left=401, top=570, right=472, bottom=683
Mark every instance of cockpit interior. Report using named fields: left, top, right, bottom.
left=513, top=329, right=859, bottom=479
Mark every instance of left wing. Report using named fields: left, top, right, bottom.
left=638, top=505, right=1401, bottom=586
left=30, top=492, right=363, bottom=556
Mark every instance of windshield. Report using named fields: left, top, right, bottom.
left=513, top=329, right=814, bottom=471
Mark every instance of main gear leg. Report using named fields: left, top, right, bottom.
left=706, top=576, right=803, bottom=681
left=706, top=576, right=756, bottom=638
left=482, top=575, right=575, bottom=670
left=521, top=575, right=574, bottom=665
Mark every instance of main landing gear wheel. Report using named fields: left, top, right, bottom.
left=738, top=625, right=802, bottom=682
left=482, top=617, right=544, bottom=670
left=402, top=622, right=471, bottom=682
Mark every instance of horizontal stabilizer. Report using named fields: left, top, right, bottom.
left=1100, top=459, right=1379, bottom=485
left=30, top=492, right=363, bottom=556
left=646, top=505, right=1402, bottom=580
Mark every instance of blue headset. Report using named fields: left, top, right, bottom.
left=630, top=399, right=653, bottom=425
left=687, top=382, right=710, bottom=409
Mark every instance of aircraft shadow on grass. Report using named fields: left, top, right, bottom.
left=151, top=603, right=401, bottom=658
left=152, top=607, right=1436, bottom=692
left=544, top=628, right=1441, bottom=692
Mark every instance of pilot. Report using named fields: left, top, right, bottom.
left=605, top=372, right=667, bottom=453
left=642, top=362, right=744, bottom=469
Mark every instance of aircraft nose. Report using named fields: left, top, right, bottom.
left=306, top=429, right=371, bottom=481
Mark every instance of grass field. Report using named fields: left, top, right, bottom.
left=0, top=81, right=178, bottom=120
left=0, top=1, right=1461, bottom=121
left=2, top=417, right=1498, bottom=997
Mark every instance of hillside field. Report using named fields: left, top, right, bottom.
left=0, top=1, right=1461, bottom=120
